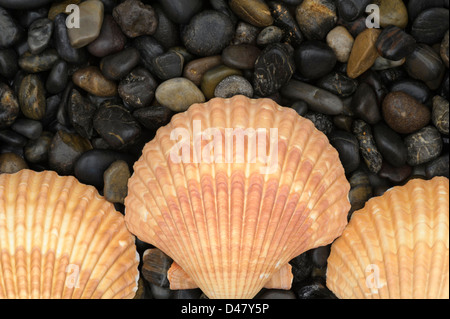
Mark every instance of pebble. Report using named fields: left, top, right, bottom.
left=316, top=72, right=358, bottom=97
left=229, top=0, right=273, bottom=27
left=281, top=80, right=344, bottom=115
left=151, top=51, right=185, bottom=81
left=201, top=65, right=242, bottom=100
left=100, top=47, right=141, bottom=81
left=0, top=7, right=23, bottom=49
left=93, top=104, right=142, bottom=150
left=405, top=126, right=443, bottom=166
left=373, top=122, right=407, bottom=168
left=407, top=0, right=449, bottom=22
left=0, top=153, right=28, bottom=174
left=87, top=15, right=126, bottom=58
left=133, top=36, right=165, bottom=75
left=46, top=60, right=69, bottom=95
left=258, top=290, right=297, bottom=299
left=372, top=56, right=405, bottom=71
left=11, top=119, right=42, bottom=140
left=295, top=0, right=337, bottom=40
left=48, top=0, right=81, bottom=20
left=382, top=91, right=431, bottom=134
left=118, top=67, right=158, bottom=109
left=390, top=79, right=431, bottom=104
left=425, top=153, right=449, bottom=179
left=441, top=31, right=449, bottom=68
left=333, top=115, right=353, bottom=132
left=257, top=26, right=284, bottom=46
left=232, top=22, right=260, bottom=45
left=133, top=106, right=173, bottom=131
left=294, top=41, right=337, bottom=80
left=141, top=249, right=172, bottom=288
left=222, top=44, right=261, bottom=70
left=54, top=14, right=87, bottom=64
left=74, top=149, right=134, bottom=189
left=377, top=0, right=409, bottom=29
left=24, top=131, right=52, bottom=164
left=432, top=95, right=449, bottom=135
left=411, top=8, right=449, bottom=45
left=112, top=0, right=157, bottom=38
left=19, top=74, right=46, bottom=121
left=253, top=43, right=295, bottom=97
left=290, top=252, right=313, bottom=283
left=347, top=28, right=381, bottom=79
left=155, top=78, right=205, bottom=112
left=27, top=18, right=53, bottom=54
left=351, top=83, right=381, bottom=125
left=183, top=55, right=222, bottom=86
left=48, top=130, right=93, bottom=175
left=0, top=130, right=27, bottom=147
left=267, top=1, right=303, bottom=47
left=73, top=66, right=118, bottom=97
left=379, top=162, right=412, bottom=184
left=182, top=10, right=235, bottom=57
left=326, top=26, right=354, bottom=63
left=18, top=49, right=59, bottom=73
left=375, top=25, right=416, bottom=61
left=353, top=119, right=383, bottom=174
left=0, top=0, right=52, bottom=10
left=0, top=49, right=18, bottom=79
left=0, top=83, right=19, bottom=129
left=67, top=89, right=97, bottom=139
left=304, top=112, right=333, bottom=135
left=170, top=289, right=203, bottom=300
left=328, top=130, right=360, bottom=174
left=336, top=0, right=370, bottom=22
left=103, top=160, right=130, bottom=204
left=294, top=280, right=337, bottom=299
left=404, top=44, right=445, bottom=86
left=68, top=0, right=104, bottom=49
left=311, top=245, right=331, bottom=268
left=214, top=75, right=254, bottom=98
left=348, top=170, right=372, bottom=214
left=157, top=0, right=203, bottom=25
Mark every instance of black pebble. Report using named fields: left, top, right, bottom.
left=373, top=122, right=407, bottom=168
left=294, top=41, right=336, bottom=80
left=329, top=130, right=360, bottom=174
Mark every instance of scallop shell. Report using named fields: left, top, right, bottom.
left=125, top=95, right=351, bottom=299
left=0, top=169, right=139, bottom=299
left=326, top=177, right=449, bottom=299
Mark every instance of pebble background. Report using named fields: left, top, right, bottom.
left=0, top=0, right=449, bottom=299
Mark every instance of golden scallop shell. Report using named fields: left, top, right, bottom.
left=0, top=169, right=139, bottom=299
left=124, top=95, right=351, bottom=299
left=326, top=177, right=449, bottom=299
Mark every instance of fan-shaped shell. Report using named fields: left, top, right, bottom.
left=0, top=169, right=139, bottom=299
left=326, top=177, right=449, bottom=299
left=125, top=95, right=350, bottom=299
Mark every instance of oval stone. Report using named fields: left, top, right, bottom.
left=432, top=95, right=449, bottom=135
left=375, top=25, right=417, bottom=61
left=201, top=65, right=243, bottom=100
left=68, top=0, right=104, bottom=48
left=214, top=75, right=254, bottom=98
left=229, top=0, right=273, bottom=27
left=87, top=15, right=126, bottom=58
left=347, top=28, right=381, bottom=79
left=405, top=44, right=444, bottom=83
left=222, top=44, right=261, bottom=70
left=155, top=78, right=206, bottom=112
left=352, top=120, right=383, bottom=174
left=295, top=0, right=337, bottom=40
left=326, top=26, right=354, bottom=63
left=351, top=83, right=381, bottom=125
left=183, top=55, right=222, bottom=86
left=411, top=8, right=449, bottom=45
left=112, top=0, right=157, bottom=38
left=328, top=130, right=360, bottom=174
left=377, top=0, right=408, bottom=29
left=19, top=74, right=46, bottom=121
left=119, top=67, right=158, bottom=109
left=0, top=83, right=19, bottom=129
left=373, top=122, right=407, bottom=167
left=73, top=66, right=118, bottom=97
left=405, top=126, right=443, bottom=166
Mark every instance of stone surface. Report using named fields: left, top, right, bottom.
left=182, top=10, right=235, bottom=57
left=294, top=41, right=337, bottom=80
left=201, top=65, right=242, bottom=100
left=68, top=0, right=104, bottom=48
left=100, top=47, right=141, bottom=81
left=281, top=80, right=344, bottom=115
left=222, top=44, right=261, bottom=70
left=327, top=130, right=360, bottom=173
left=0, top=49, right=18, bottom=79
left=253, top=43, right=295, bottom=96
left=214, top=75, right=254, bottom=98
left=257, top=26, right=284, bottom=46
left=347, top=28, right=381, bottom=79
left=93, top=104, right=142, bottom=150
left=151, top=51, right=185, bottom=81
left=156, top=0, right=203, bottom=24
left=351, top=83, right=381, bottom=125
left=390, top=79, right=430, bottom=104
left=103, top=160, right=130, bottom=204
left=0, top=83, right=19, bottom=129
left=87, top=15, right=127, bottom=57
left=382, top=91, right=431, bottom=134
left=295, top=0, right=337, bottom=40
left=316, top=72, right=358, bottom=97
left=267, top=1, right=303, bottom=47
left=232, top=21, right=260, bottom=45
left=183, top=55, right=222, bottom=86
left=133, top=106, right=173, bottom=131
left=112, top=0, right=158, bottom=38
left=18, top=49, right=59, bottom=73
left=373, top=122, right=407, bottom=168
left=73, top=66, right=118, bottom=97
left=379, top=162, right=411, bottom=184
left=353, top=119, right=383, bottom=174
left=67, top=89, right=97, bottom=139
left=229, top=0, right=273, bottom=27
left=27, top=18, right=53, bottom=54
left=411, top=8, right=449, bottom=45
left=24, top=131, right=52, bottom=164
left=11, top=118, right=42, bottom=140
left=152, top=4, right=180, bottom=50
left=141, top=248, right=172, bottom=288
left=304, top=112, right=333, bottom=135
left=156, top=78, right=205, bottom=112
left=46, top=60, right=69, bottom=95
left=405, top=126, right=443, bottom=166
left=326, top=26, right=354, bottom=63
left=0, top=153, right=28, bottom=174
left=19, top=74, right=46, bottom=121
left=425, top=154, right=449, bottom=179
left=405, top=44, right=445, bottom=84
left=348, top=170, right=372, bottom=214
left=336, top=0, right=370, bottom=22
left=48, top=130, right=93, bottom=175
left=441, top=31, right=449, bottom=68
left=432, top=95, right=449, bottom=135
left=375, top=25, right=417, bottom=61
left=0, top=7, right=23, bottom=48
left=54, top=14, right=87, bottom=64
left=376, top=0, right=408, bottom=29
left=119, top=67, right=158, bottom=109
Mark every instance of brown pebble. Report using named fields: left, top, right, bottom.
left=183, top=55, right=222, bottom=86
left=347, top=28, right=381, bottom=79
left=229, top=0, right=273, bottom=27
left=72, top=66, right=117, bottom=97
left=382, top=91, right=431, bottom=134
left=0, top=153, right=28, bottom=174
left=103, top=160, right=130, bottom=204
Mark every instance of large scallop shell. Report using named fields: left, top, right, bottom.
left=326, top=177, right=449, bottom=299
left=125, top=96, right=351, bottom=299
left=0, top=169, right=139, bottom=299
